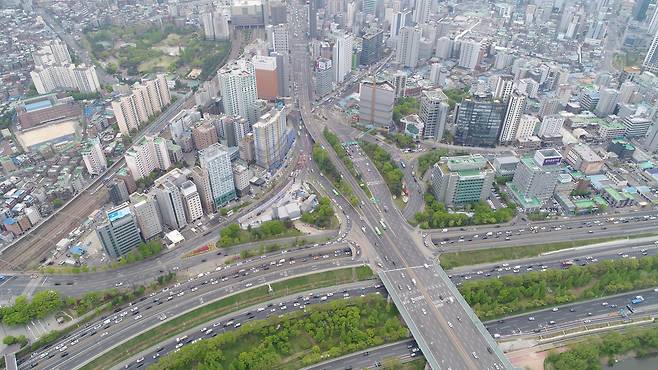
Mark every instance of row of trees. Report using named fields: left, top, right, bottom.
left=301, top=197, right=335, bottom=229
left=323, top=128, right=372, bottom=198
left=312, top=144, right=359, bottom=205
left=414, top=193, right=515, bottom=229
left=544, top=326, right=658, bottom=369
left=152, top=295, right=408, bottom=370
left=417, top=149, right=448, bottom=176
left=460, top=254, right=658, bottom=320
left=218, top=220, right=298, bottom=247
left=359, top=141, right=405, bottom=196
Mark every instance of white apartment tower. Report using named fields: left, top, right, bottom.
left=81, top=137, right=107, bottom=176
left=180, top=180, right=204, bottom=223
left=253, top=108, right=288, bottom=169
left=499, top=91, right=528, bottom=143
left=112, top=74, right=171, bottom=135
left=419, top=89, right=450, bottom=141
left=412, top=0, right=431, bottom=25
left=266, top=24, right=289, bottom=54
left=130, top=193, right=163, bottom=240
left=396, top=26, right=421, bottom=68
left=218, top=59, right=259, bottom=124
left=199, top=143, right=237, bottom=207
left=458, top=39, right=482, bottom=70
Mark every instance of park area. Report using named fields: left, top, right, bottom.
left=84, top=24, right=229, bottom=79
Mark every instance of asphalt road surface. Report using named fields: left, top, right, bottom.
left=19, top=249, right=359, bottom=370
left=303, top=339, right=420, bottom=370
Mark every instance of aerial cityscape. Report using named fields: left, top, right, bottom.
left=2, top=0, right=658, bottom=369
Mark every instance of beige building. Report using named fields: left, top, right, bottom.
left=112, top=74, right=171, bottom=135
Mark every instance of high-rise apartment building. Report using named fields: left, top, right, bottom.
left=266, top=23, right=289, bottom=54
left=458, top=39, right=482, bottom=70
left=429, top=155, right=494, bottom=207
left=516, top=115, right=539, bottom=141
left=538, top=114, right=564, bottom=138
left=199, top=143, right=237, bottom=207
left=499, top=91, right=528, bottom=143
left=124, top=136, right=171, bottom=181
left=81, top=136, right=107, bottom=175
left=130, top=193, right=162, bottom=240
left=454, top=95, right=506, bottom=147
left=396, top=26, right=421, bottom=68
left=253, top=108, right=289, bottom=169
left=97, top=203, right=143, bottom=259
left=200, top=11, right=230, bottom=40
left=218, top=59, right=259, bottom=124
left=643, top=122, right=658, bottom=153
left=153, top=169, right=190, bottom=230
left=32, top=39, right=71, bottom=66
left=192, top=121, right=219, bottom=150
left=30, top=64, right=101, bottom=95
left=112, top=74, right=171, bottom=135
left=492, top=75, right=514, bottom=102
left=390, top=10, right=412, bottom=38
left=594, top=88, right=618, bottom=117
left=418, top=89, right=449, bottom=141
left=358, top=80, right=396, bottom=128
left=239, top=133, right=256, bottom=163
left=333, top=33, right=354, bottom=83
left=412, top=0, right=431, bottom=25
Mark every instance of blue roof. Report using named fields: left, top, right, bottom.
left=69, top=245, right=86, bottom=255
left=107, top=207, right=131, bottom=222
left=3, top=217, right=16, bottom=225
left=24, top=100, right=53, bottom=112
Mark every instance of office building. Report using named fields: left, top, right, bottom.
left=230, top=0, right=265, bottom=27
left=418, top=89, right=449, bottom=141
left=492, top=156, right=520, bottom=178
left=190, top=166, right=214, bottom=214
left=333, top=33, right=354, bottom=83
left=252, top=55, right=280, bottom=100
left=315, top=58, right=334, bottom=98
left=180, top=180, right=203, bottom=223
left=154, top=169, right=189, bottom=230
left=564, top=143, right=604, bottom=175
left=429, top=155, right=495, bottom=208
left=361, top=0, right=376, bottom=15
left=81, top=136, right=107, bottom=176
left=579, top=87, right=599, bottom=112
left=308, top=0, right=318, bottom=36
left=192, top=121, right=219, bottom=151
left=130, top=193, right=162, bottom=240
left=253, top=108, right=288, bottom=169
left=516, top=115, right=539, bottom=141
left=492, top=75, right=514, bottom=102
left=454, top=95, right=506, bottom=147
left=622, top=116, right=652, bottom=138
left=358, top=80, right=395, bottom=128
left=271, top=52, right=289, bottom=97
left=618, top=81, right=637, bottom=105
left=644, top=122, right=658, bottom=152
left=499, top=91, right=528, bottom=143
left=594, top=88, right=618, bottom=117
left=360, top=29, right=383, bottom=66
left=200, top=11, right=230, bottom=40
left=538, top=114, right=565, bottom=138
left=218, top=59, right=258, bottom=124
left=509, top=149, right=563, bottom=208
left=266, top=23, right=289, bottom=54
left=112, top=74, right=171, bottom=135
left=396, top=26, right=421, bottom=68
left=233, top=163, right=251, bottom=194
left=199, top=143, right=237, bottom=207
left=108, top=179, right=130, bottom=206
left=413, top=0, right=431, bottom=25
left=97, top=204, right=143, bottom=259
left=598, top=121, right=626, bottom=140
left=458, top=39, right=481, bottom=70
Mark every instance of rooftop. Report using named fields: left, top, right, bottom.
left=107, top=204, right=132, bottom=222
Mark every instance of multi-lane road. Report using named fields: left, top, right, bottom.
left=20, top=245, right=359, bottom=369
left=288, top=2, right=510, bottom=368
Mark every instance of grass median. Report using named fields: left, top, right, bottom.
left=439, top=233, right=658, bottom=269
left=80, top=266, right=374, bottom=370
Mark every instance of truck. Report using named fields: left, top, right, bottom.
left=631, top=295, right=645, bottom=304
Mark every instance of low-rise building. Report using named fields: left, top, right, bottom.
left=564, top=143, right=604, bottom=175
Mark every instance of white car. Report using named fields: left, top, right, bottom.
left=552, top=307, right=559, bottom=312
left=134, top=314, right=143, bottom=320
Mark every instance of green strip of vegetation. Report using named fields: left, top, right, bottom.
left=544, top=324, right=658, bottom=370
left=415, top=193, right=515, bottom=231
left=312, top=144, right=360, bottom=206
left=359, top=141, right=404, bottom=197
left=300, top=196, right=337, bottom=229
left=80, top=266, right=375, bottom=370
left=385, top=133, right=416, bottom=149
left=392, top=97, right=419, bottom=124
left=417, top=149, right=448, bottom=176
left=443, top=87, right=470, bottom=109
left=217, top=220, right=302, bottom=248
left=323, top=127, right=373, bottom=198
left=151, top=294, right=408, bottom=370
left=459, top=254, right=658, bottom=320
left=440, top=233, right=657, bottom=269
